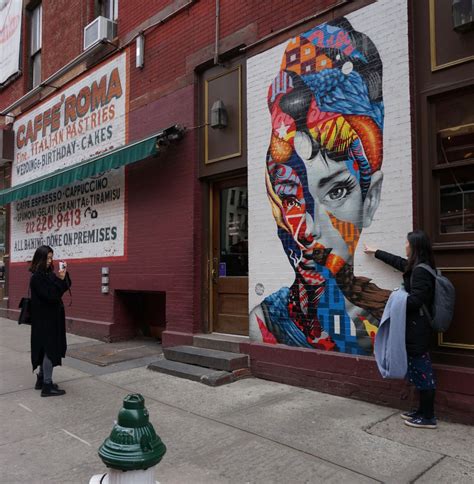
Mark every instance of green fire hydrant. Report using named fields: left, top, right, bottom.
left=89, top=394, right=166, bottom=484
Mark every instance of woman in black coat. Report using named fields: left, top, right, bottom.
left=30, top=245, right=71, bottom=397
left=364, top=230, right=437, bottom=429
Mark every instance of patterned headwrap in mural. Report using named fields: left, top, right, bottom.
left=267, top=17, right=383, bottom=201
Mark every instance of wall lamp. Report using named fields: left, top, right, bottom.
left=452, top=0, right=474, bottom=32
left=210, top=100, right=228, bottom=129
left=136, top=33, right=145, bottom=68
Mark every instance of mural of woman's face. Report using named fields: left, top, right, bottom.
left=266, top=20, right=384, bottom=279
left=271, top=148, right=383, bottom=275
left=275, top=151, right=363, bottom=261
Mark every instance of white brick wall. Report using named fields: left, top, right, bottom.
left=247, top=0, right=412, bottom=330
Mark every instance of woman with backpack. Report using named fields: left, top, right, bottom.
left=364, top=230, right=437, bottom=429
left=30, top=245, right=71, bottom=397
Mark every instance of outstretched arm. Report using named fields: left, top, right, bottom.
left=374, top=250, right=407, bottom=273
left=364, top=244, right=407, bottom=273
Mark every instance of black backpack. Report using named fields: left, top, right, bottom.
left=413, top=264, right=455, bottom=333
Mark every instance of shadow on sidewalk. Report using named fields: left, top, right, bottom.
left=67, top=338, right=162, bottom=366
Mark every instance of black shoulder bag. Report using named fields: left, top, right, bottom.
left=18, top=278, right=32, bottom=325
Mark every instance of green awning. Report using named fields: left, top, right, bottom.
left=0, top=133, right=159, bottom=206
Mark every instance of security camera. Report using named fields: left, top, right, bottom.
left=155, top=124, right=185, bottom=151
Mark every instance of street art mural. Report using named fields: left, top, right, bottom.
left=249, top=18, right=393, bottom=355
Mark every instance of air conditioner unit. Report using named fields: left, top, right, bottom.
left=83, top=16, right=117, bottom=51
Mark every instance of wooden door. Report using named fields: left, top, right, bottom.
left=211, top=177, right=248, bottom=335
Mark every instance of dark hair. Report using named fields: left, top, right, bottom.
left=29, top=245, right=54, bottom=273
left=405, top=230, right=436, bottom=273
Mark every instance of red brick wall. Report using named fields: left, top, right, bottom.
left=126, top=0, right=339, bottom=104
left=1, top=0, right=339, bottom=112
left=41, top=0, right=90, bottom=80
left=124, top=84, right=202, bottom=335
left=245, top=342, right=474, bottom=425
left=119, top=0, right=337, bottom=49
left=0, top=0, right=93, bottom=110
left=5, top=83, right=199, bottom=339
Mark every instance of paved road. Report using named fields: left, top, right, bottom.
left=1, top=316, right=473, bottom=483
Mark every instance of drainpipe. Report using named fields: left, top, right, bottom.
left=214, top=0, right=220, bottom=65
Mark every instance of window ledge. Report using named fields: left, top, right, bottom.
left=0, top=40, right=117, bottom=116
left=433, top=241, right=474, bottom=250
left=433, top=159, right=474, bottom=171
left=0, top=71, right=23, bottom=92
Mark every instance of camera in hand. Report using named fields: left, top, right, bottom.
left=59, top=261, right=67, bottom=271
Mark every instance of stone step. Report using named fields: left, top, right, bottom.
left=147, top=359, right=235, bottom=386
left=163, top=345, right=249, bottom=371
left=193, top=333, right=248, bottom=354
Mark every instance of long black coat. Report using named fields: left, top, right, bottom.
left=375, top=250, right=435, bottom=356
left=30, top=271, right=71, bottom=370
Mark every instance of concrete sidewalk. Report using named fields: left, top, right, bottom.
left=0, top=316, right=473, bottom=484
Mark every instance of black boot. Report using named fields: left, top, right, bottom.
left=41, top=382, right=66, bottom=397
left=35, top=375, right=58, bottom=391
left=35, top=374, right=43, bottom=390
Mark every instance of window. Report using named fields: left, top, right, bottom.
left=219, top=186, right=248, bottom=276
left=30, top=3, right=42, bottom=88
left=98, top=0, right=118, bottom=20
left=0, top=166, right=7, bottom=283
left=0, top=207, right=5, bottom=254
left=238, top=190, right=247, bottom=208
left=431, top=86, right=474, bottom=242
left=438, top=126, right=474, bottom=234
left=0, top=206, right=5, bottom=281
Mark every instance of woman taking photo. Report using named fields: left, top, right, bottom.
left=30, top=245, right=71, bottom=397
left=365, top=230, right=437, bottom=429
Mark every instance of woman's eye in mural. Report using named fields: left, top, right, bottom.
left=328, top=186, right=347, bottom=200
left=282, top=196, right=301, bottom=211
left=323, top=177, right=357, bottom=205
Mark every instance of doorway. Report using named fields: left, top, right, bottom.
left=210, top=177, right=248, bottom=335
left=114, top=290, right=166, bottom=340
